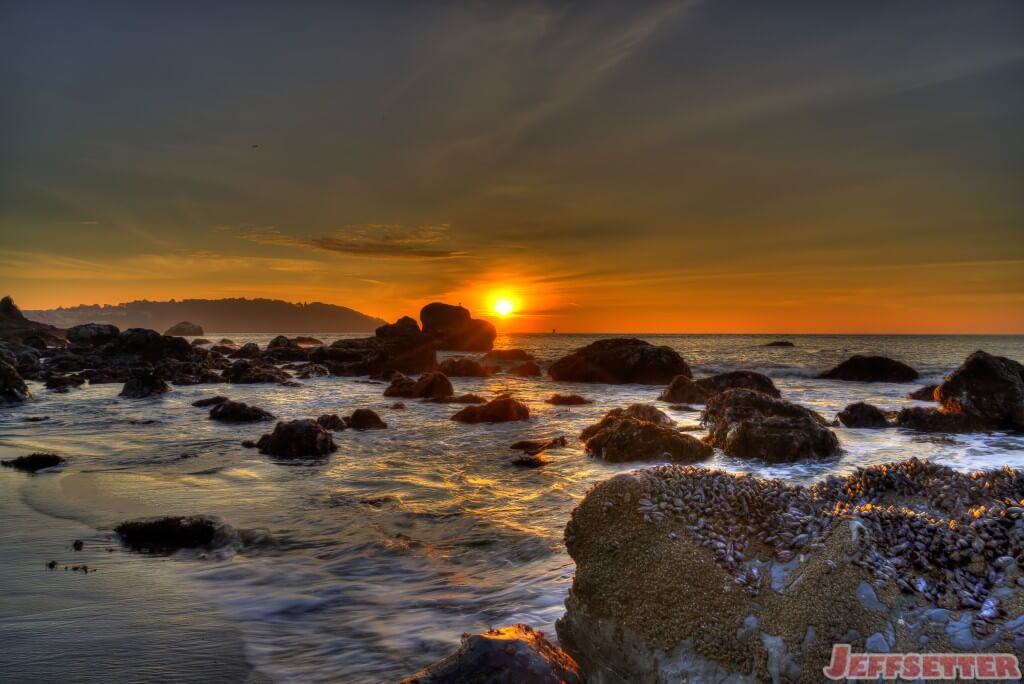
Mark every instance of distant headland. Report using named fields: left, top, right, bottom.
left=24, top=298, right=387, bottom=333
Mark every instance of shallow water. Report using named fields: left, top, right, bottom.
left=2, top=333, right=1023, bottom=683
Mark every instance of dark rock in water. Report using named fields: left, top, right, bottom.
left=209, top=400, right=274, bottom=422
left=819, top=354, right=919, bottom=382
left=399, top=624, right=582, bottom=684
left=105, top=328, right=165, bottom=361
left=512, top=453, right=549, bottom=468
left=702, top=388, right=840, bottom=461
left=45, top=373, right=86, bottom=391
left=384, top=371, right=454, bottom=400
left=580, top=405, right=673, bottom=441
left=446, top=393, right=487, bottom=404
left=936, top=350, right=1024, bottom=431
left=482, top=348, right=533, bottom=362
left=375, top=315, right=420, bottom=339
left=549, top=338, right=690, bottom=385
left=2, top=452, right=64, bottom=472
left=267, top=335, right=293, bottom=349
left=0, top=296, right=65, bottom=346
left=222, top=360, right=290, bottom=384
left=119, top=370, right=171, bottom=398
left=546, top=393, right=591, bottom=405
left=345, top=408, right=387, bottom=430
left=257, top=419, right=337, bottom=458
left=0, top=359, right=31, bottom=403
left=894, top=406, right=988, bottom=433
left=763, top=340, right=795, bottom=347
left=72, top=539, right=83, bottom=551
left=510, top=436, right=567, bottom=455
left=669, top=404, right=698, bottom=412
left=115, top=516, right=218, bottom=553
left=67, top=323, right=120, bottom=346
left=685, top=370, right=780, bottom=401
left=164, top=321, right=203, bottom=336
left=192, top=395, right=229, bottom=407
left=585, top=417, right=711, bottom=463
left=452, top=396, right=530, bottom=423
left=510, top=360, right=542, bottom=377
left=316, top=413, right=347, bottom=430
left=0, top=340, right=42, bottom=377
left=836, top=402, right=891, bottom=428
left=657, top=374, right=706, bottom=403
left=231, top=342, right=261, bottom=359
left=420, top=302, right=496, bottom=351
left=191, top=338, right=212, bottom=346
left=906, top=384, right=939, bottom=401
left=240, top=440, right=257, bottom=448
left=294, top=336, right=323, bottom=347
left=24, top=415, right=50, bottom=422
left=311, top=327, right=437, bottom=376
left=389, top=402, right=406, bottom=409
left=438, top=357, right=490, bottom=377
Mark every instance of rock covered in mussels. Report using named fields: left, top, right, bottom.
left=548, top=338, right=690, bottom=385
left=451, top=396, right=529, bottom=423
left=936, top=350, right=1024, bottom=431
left=400, top=624, right=582, bottom=684
left=257, top=419, right=337, bottom=458
left=819, top=354, right=919, bottom=382
left=836, top=402, right=891, bottom=428
left=558, top=458, right=1024, bottom=683
left=659, top=370, right=780, bottom=403
left=702, top=389, right=840, bottom=461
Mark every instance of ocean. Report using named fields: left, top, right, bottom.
left=2, top=333, right=1023, bottom=683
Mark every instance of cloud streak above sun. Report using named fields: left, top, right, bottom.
left=0, top=1, right=1022, bottom=332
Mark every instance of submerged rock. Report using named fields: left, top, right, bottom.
left=400, top=624, right=582, bottom=684
left=446, top=393, right=487, bottom=404
left=115, top=516, right=218, bottom=553
left=510, top=436, right=567, bottom=455
left=257, top=419, right=337, bottom=458
left=936, top=350, right=1024, bottom=431
left=510, top=360, right=542, bottom=377
left=345, top=408, right=387, bottom=430
left=438, top=357, right=490, bottom=377
left=119, top=370, right=170, bottom=398
left=584, top=417, right=712, bottom=463
left=384, top=371, right=454, bottom=400
left=702, top=389, right=840, bottom=461
left=1, top=453, right=65, bottom=472
left=549, top=337, right=690, bottom=385
left=192, top=395, right=229, bottom=407
left=452, top=396, right=530, bottom=423
left=209, top=400, right=274, bottom=422
left=164, top=321, right=203, bottom=336
left=836, top=402, right=891, bottom=428
left=546, top=393, right=591, bottom=405
left=819, top=355, right=919, bottom=382
left=907, top=384, right=939, bottom=401
left=482, top=349, right=533, bottom=362
left=659, top=370, right=780, bottom=403
left=420, top=302, right=496, bottom=351
left=0, top=359, right=31, bottom=403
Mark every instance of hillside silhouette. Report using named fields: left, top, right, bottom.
left=25, top=298, right=387, bottom=333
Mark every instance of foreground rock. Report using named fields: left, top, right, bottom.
left=119, top=370, right=171, bottom=398
left=819, top=354, right=919, bottom=382
left=420, top=302, right=496, bottom=351
left=209, top=400, right=274, bottom=422
left=584, top=417, right=711, bottom=463
left=345, top=408, right=387, bottom=430
left=115, top=516, right=219, bottom=553
left=549, top=338, right=690, bottom=384
left=546, top=393, right=591, bottom=405
left=659, top=370, right=779, bottom=403
left=558, top=459, right=1024, bottom=683
left=383, top=371, right=453, bottom=400
left=1, top=453, right=65, bottom=472
left=702, top=389, right=840, bottom=461
left=164, top=321, right=203, bottom=336
left=0, top=359, right=31, bottom=403
left=835, top=402, right=891, bottom=428
left=452, top=396, right=529, bottom=423
left=936, top=350, right=1024, bottom=431
left=400, top=624, right=582, bottom=684
left=257, top=419, right=337, bottom=458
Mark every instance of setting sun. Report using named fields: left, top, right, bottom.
left=494, top=299, right=515, bottom=316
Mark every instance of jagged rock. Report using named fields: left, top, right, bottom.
left=0, top=359, right=31, bottom=403
left=584, top=417, right=712, bottom=463
left=702, top=389, right=840, bottom=462
left=906, top=384, right=938, bottom=401
left=384, top=371, right=454, bottom=400
left=316, top=414, right=347, bottom=430
left=420, top=302, right=496, bottom=351
left=345, top=408, right=387, bottom=430
left=2, top=453, right=64, bottom=472
left=119, top=370, right=170, bottom=398
left=546, top=393, right=591, bottom=405
left=819, top=355, right=919, bottom=382
left=115, top=516, right=218, bottom=553
left=67, top=323, right=120, bottom=346
left=936, top=351, right=1024, bottom=430
left=438, top=357, right=490, bottom=377
left=549, top=338, right=690, bottom=384
left=192, top=395, right=229, bottom=407
left=400, top=624, right=582, bottom=684
left=209, top=400, right=274, bottom=422
left=482, top=349, right=533, bottom=362
left=660, top=370, right=781, bottom=403
left=222, top=360, right=290, bottom=384
left=164, top=321, right=203, bottom=336
left=836, top=402, right=891, bottom=428
left=257, top=419, right=337, bottom=458
left=452, top=396, right=530, bottom=423
left=510, top=360, right=542, bottom=377
left=894, top=407, right=988, bottom=433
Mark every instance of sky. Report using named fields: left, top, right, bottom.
left=1, top=1, right=1022, bottom=333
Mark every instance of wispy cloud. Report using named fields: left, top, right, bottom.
left=232, top=224, right=468, bottom=259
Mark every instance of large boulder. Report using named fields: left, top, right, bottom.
left=311, top=332, right=436, bottom=376
left=438, top=357, right=490, bottom=377
left=558, top=459, right=1024, bottom=683
left=836, top=402, right=891, bottom=428
left=105, top=328, right=165, bottom=361
left=0, top=359, right=31, bottom=403
left=164, top=321, right=203, bottom=336
left=702, top=389, right=840, bottom=461
left=345, top=408, right=387, bottom=430
left=510, top=361, right=542, bottom=377
left=659, top=370, right=779, bottom=403
left=119, top=370, right=171, bottom=398
left=936, top=351, right=1024, bottom=431
left=549, top=338, right=690, bottom=385
left=580, top=405, right=673, bottom=442
left=452, top=396, right=530, bottom=423
left=420, top=302, right=496, bottom=351
left=222, top=360, right=290, bottom=384
left=384, top=371, right=454, bottom=400
left=209, top=400, right=274, bottom=422
left=375, top=315, right=421, bottom=339
left=257, top=419, right=337, bottom=458
left=584, top=417, right=711, bottom=463
left=400, top=624, right=582, bottom=684
left=819, top=355, right=919, bottom=382
left=482, top=349, right=533, bottom=362
left=67, top=323, right=120, bottom=346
